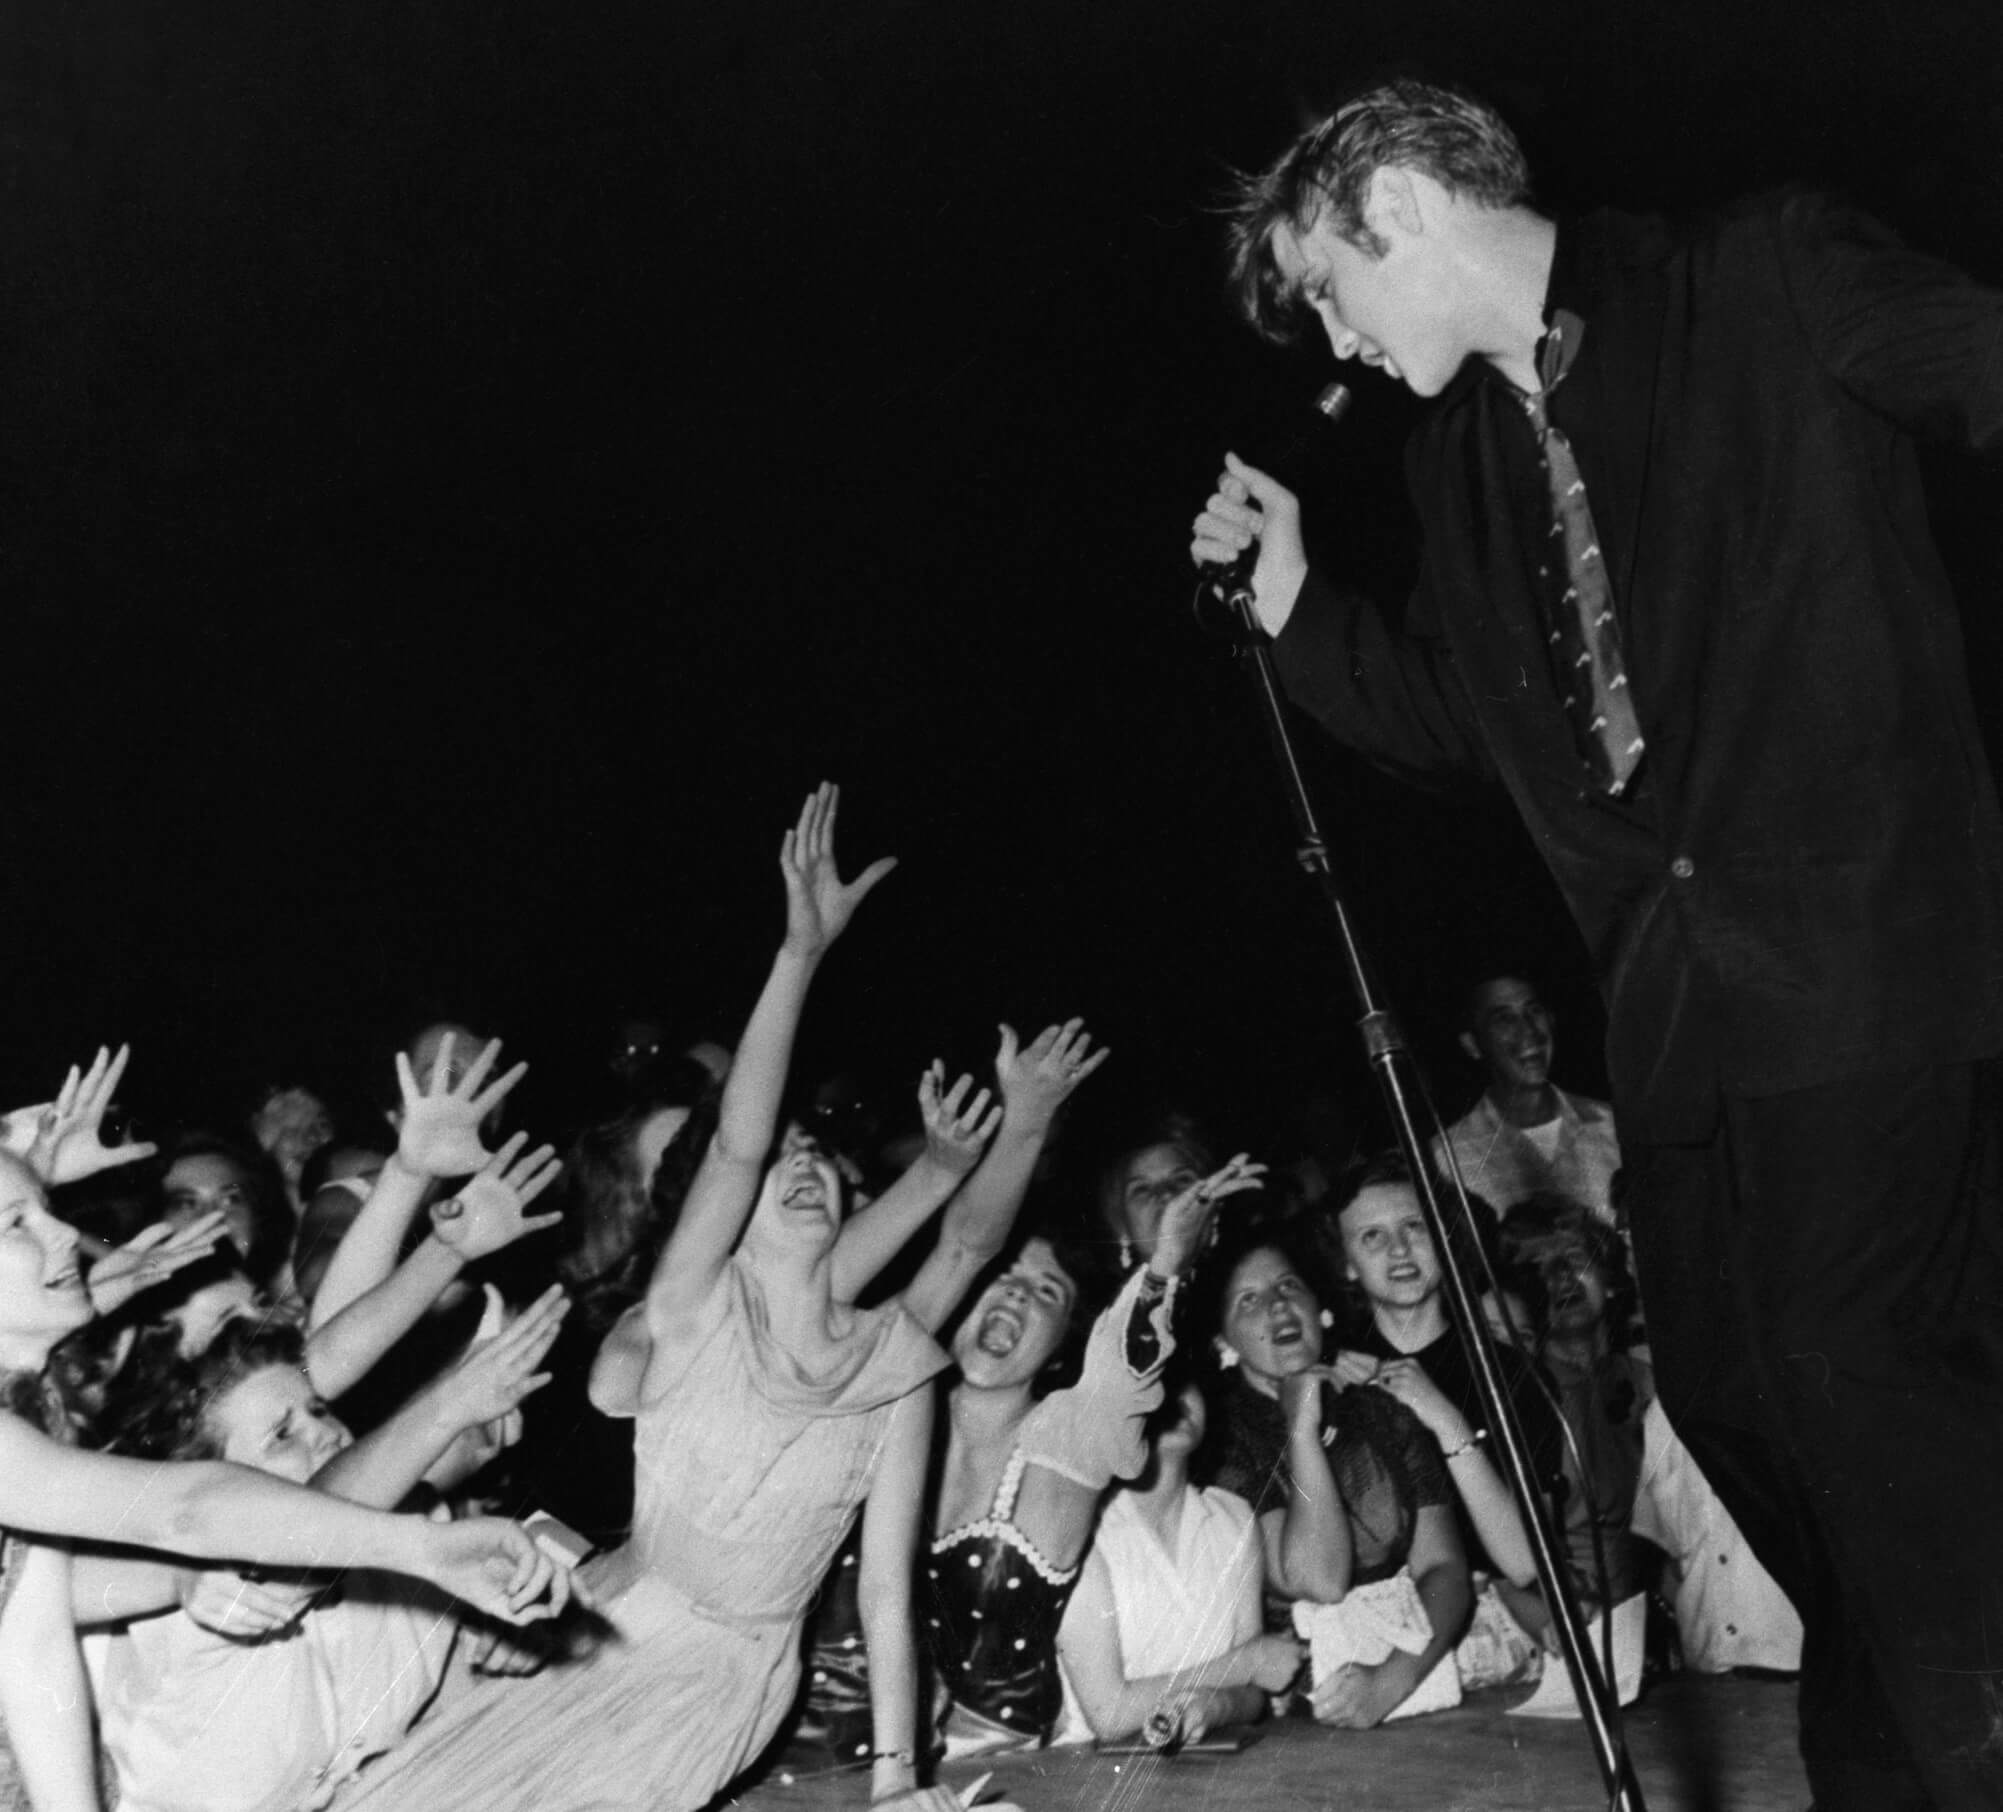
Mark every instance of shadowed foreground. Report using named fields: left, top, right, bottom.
left=734, top=1677, right=1808, bottom=1812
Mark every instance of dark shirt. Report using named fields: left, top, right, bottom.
left=1352, top=1322, right=1566, bottom=1577
left=1203, top=1369, right=1450, bottom=1631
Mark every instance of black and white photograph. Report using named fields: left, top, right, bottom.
left=2, top=2, right=2001, bottom=1807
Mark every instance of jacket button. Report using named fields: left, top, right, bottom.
left=1670, top=856, right=1695, bottom=880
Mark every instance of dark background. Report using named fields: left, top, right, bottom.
left=3, top=0, right=2000, bottom=1148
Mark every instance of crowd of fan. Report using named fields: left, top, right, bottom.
left=0, top=787, right=1802, bottom=1812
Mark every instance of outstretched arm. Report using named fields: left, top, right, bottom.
left=643, top=784, right=895, bottom=1349
left=310, top=1033, right=529, bottom=1330
left=0, top=1415, right=567, bottom=1627
left=829, top=1064, right=1000, bottom=1310
left=306, top=1136, right=561, bottom=1399
left=896, top=1020, right=1109, bottom=1334
left=313, top=1284, right=567, bottom=1508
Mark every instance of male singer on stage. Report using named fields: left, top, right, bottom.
left=1191, top=80, right=2003, bottom=1812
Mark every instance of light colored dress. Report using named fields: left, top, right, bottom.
left=336, top=1256, right=946, bottom=1812
left=100, top=1573, right=455, bottom=1812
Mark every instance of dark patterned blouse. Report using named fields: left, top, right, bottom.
left=1203, top=1371, right=1451, bottom=1630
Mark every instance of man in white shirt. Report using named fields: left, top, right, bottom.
left=1432, top=974, right=1620, bottom=1222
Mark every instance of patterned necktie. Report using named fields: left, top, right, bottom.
left=1519, top=312, right=1645, bottom=796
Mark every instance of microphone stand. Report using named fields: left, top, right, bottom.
left=1218, top=581, right=1647, bottom=1812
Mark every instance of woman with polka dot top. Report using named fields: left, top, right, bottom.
left=925, top=1156, right=1264, bottom=1754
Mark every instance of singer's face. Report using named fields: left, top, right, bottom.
left=1272, top=209, right=1458, bottom=397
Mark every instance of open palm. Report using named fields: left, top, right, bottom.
left=780, top=783, right=897, bottom=957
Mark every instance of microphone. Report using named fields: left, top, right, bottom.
left=1205, top=381, right=1353, bottom=615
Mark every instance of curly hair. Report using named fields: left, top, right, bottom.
left=154, top=1318, right=313, bottom=1462
left=1225, top=78, right=1532, bottom=344
left=1496, top=1194, right=1639, bottom=1350
left=558, top=1085, right=722, bottom=1333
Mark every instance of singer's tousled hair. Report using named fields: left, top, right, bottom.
left=1224, top=79, right=1532, bottom=345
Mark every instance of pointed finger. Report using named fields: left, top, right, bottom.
left=1070, top=1046, right=1112, bottom=1084
left=98, top=1140, right=160, bottom=1171
left=394, top=1050, right=419, bottom=1105
left=485, top=1130, right=530, bottom=1176
left=101, top=1044, right=134, bottom=1103
left=458, top=1036, right=504, bottom=1099
left=77, top=1047, right=112, bottom=1104
left=792, top=788, right=819, bottom=857
left=470, top=1061, right=529, bottom=1122
left=54, top=1065, right=82, bottom=1118
left=514, top=1158, right=562, bottom=1207
left=815, top=782, right=839, bottom=860
left=165, top=1209, right=231, bottom=1247
left=427, top=1031, right=458, bottom=1095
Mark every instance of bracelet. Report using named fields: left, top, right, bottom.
left=1441, top=1430, right=1486, bottom=1461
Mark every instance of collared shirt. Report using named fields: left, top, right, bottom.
left=1431, top=1086, right=1623, bottom=1220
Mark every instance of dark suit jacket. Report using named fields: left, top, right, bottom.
left=1273, top=193, right=2003, bottom=1142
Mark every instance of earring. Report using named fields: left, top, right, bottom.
left=1118, top=1238, right=1134, bottom=1270
left=1215, top=1338, right=1240, bottom=1370
left=1319, top=1308, right=1335, bottom=1330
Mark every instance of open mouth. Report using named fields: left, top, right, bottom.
left=1387, top=1263, right=1423, bottom=1284
left=780, top=1176, right=828, bottom=1211
left=1269, top=1316, right=1305, bottom=1348
left=975, top=1305, right=1024, bottom=1357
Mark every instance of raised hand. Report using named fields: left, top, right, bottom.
left=436, top=1284, right=568, bottom=1439
left=88, top=1211, right=231, bottom=1317
left=420, top=1515, right=572, bottom=1626
left=427, top=1135, right=563, bottom=1262
left=1149, top=1153, right=1269, bottom=1280
left=779, top=783, right=897, bottom=959
left=182, top=1567, right=320, bottom=1642
left=394, top=1033, right=529, bottom=1179
left=918, top=1064, right=1002, bottom=1177
left=992, top=1018, right=1110, bottom=1130
left=1278, top=1363, right=1343, bottom=1438
left=23, top=1046, right=159, bottom=1186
